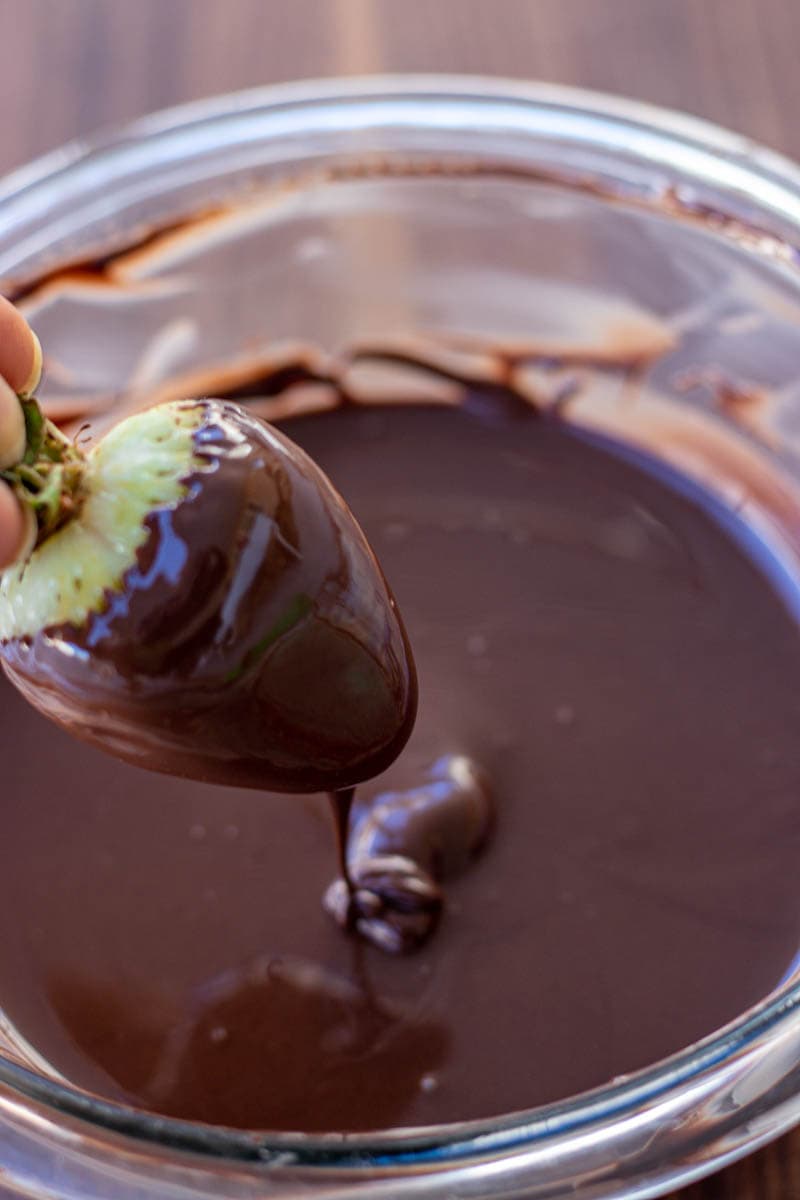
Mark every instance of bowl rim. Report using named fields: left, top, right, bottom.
left=2, top=74, right=800, bottom=1198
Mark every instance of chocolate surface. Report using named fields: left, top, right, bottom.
left=1, top=384, right=800, bottom=1131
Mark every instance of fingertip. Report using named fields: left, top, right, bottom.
left=0, top=296, right=40, bottom=395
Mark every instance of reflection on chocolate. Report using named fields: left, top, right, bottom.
left=43, top=975, right=179, bottom=1098
left=1, top=364, right=800, bottom=1130
left=47, top=956, right=449, bottom=1131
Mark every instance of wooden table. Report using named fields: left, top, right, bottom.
left=1, top=2, right=798, bottom=1196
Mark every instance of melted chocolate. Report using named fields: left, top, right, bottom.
left=1, top=378, right=800, bottom=1131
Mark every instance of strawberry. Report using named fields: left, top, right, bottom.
left=0, top=395, right=417, bottom=794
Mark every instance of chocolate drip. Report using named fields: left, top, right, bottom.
left=350, top=755, right=493, bottom=878
left=324, top=756, right=493, bottom=954
left=324, top=856, right=443, bottom=956
left=325, top=781, right=444, bottom=955
left=329, top=787, right=357, bottom=900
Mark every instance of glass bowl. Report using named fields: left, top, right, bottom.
left=3, top=76, right=800, bottom=1199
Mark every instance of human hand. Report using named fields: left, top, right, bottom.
left=0, top=296, right=42, bottom=566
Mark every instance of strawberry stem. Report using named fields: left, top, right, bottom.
left=0, top=396, right=86, bottom=546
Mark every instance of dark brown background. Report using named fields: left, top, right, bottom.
left=1, top=1, right=799, bottom=1196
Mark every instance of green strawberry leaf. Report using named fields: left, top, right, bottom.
left=20, top=398, right=45, bottom=464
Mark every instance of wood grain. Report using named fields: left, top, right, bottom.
left=1, top=2, right=799, bottom=1196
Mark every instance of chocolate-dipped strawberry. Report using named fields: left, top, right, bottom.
left=0, top=396, right=417, bottom=793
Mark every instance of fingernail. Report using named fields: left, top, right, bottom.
left=20, top=330, right=42, bottom=396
